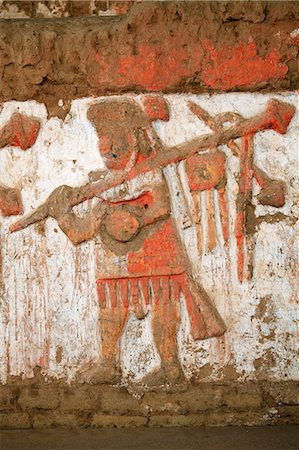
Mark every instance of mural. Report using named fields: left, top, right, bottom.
left=0, top=93, right=297, bottom=384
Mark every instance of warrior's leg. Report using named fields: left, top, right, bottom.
left=151, top=295, right=183, bottom=382
left=78, top=305, right=128, bottom=384
left=99, top=306, right=128, bottom=381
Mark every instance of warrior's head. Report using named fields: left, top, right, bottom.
left=87, top=96, right=169, bottom=171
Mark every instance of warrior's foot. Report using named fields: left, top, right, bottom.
left=164, top=363, right=185, bottom=384
left=140, top=367, right=166, bottom=387
left=140, top=363, right=185, bottom=387
left=76, top=359, right=121, bottom=384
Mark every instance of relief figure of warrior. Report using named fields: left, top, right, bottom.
left=41, top=97, right=226, bottom=383
left=10, top=95, right=294, bottom=383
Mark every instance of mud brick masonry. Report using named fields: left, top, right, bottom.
left=0, top=1, right=298, bottom=429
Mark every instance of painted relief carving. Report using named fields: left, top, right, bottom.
left=0, top=185, right=23, bottom=217
left=0, top=112, right=41, bottom=216
left=0, top=112, right=41, bottom=151
left=186, top=102, right=289, bottom=281
left=7, top=96, right=295, bottom=384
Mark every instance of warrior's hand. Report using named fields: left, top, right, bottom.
left=47, top=185, right=75, bottom=219
left=9, top=184, right=87, bottom=233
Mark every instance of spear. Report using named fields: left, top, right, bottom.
left=10, top=99, right=295, bottom=234
left=235, top=134, right=255, bottom=282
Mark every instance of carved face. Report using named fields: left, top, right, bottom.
left=87, top=100, right=147, bottom=171
left=87, top=97, right=170, bottom=171
left=99, top=129, right=137, bottom=170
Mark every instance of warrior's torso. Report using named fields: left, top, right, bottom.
left=96, top=169, right=187, bottom=280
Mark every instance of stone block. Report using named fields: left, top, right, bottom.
left=222, top=385, right=262, bottom=409
left=69, top=1, right=91, bottom=17
left=32, top=412, right=86, bottom=428
left=269, top=382, right=299, bottom=405
left=277, top=406, right=299, bottom=424
left=0, top=387, right=17, bottom=410
left=141, top=392, right=182, bottom=414
left=143, top=385, right=223, bottom=414
left=18, top=387, right=60, bottom=410
left=0, top=1, right=33, bottom=19
left=205, top=410, right=266, bottom=427
left=60, top=387, right=101, bottom=411
left=0, top=412, right=31, bottom=429
left=100, top=387, right=143, bottom=415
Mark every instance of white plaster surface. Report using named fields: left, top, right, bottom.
left=0, top=93, right=298, bottom=384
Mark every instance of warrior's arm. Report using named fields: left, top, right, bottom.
left=56, top=202, right=107, bottom=245
left=53, top=180, right=169, bottom=245
left=46, top=186, right=108, bottom=244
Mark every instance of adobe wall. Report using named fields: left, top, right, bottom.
left=0, top=1, right=298, bottom=429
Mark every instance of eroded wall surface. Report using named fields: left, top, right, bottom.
left=0, top=1, right=298, bottom=429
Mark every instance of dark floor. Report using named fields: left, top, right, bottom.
left=0, top=426, right=298, bottom=450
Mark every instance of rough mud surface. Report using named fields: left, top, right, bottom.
left=0, top=370, right=298, bottom=429
left=0, top=2, right=299, bottom=118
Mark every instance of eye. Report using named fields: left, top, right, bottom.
left=111, top=153, right=117, bottom=159
left=144, top=204, right=148, bottom=209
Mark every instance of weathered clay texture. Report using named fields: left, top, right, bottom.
left=0, top=93, right=297, bottom=389
left=0, top=2, right=299, bottom=112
